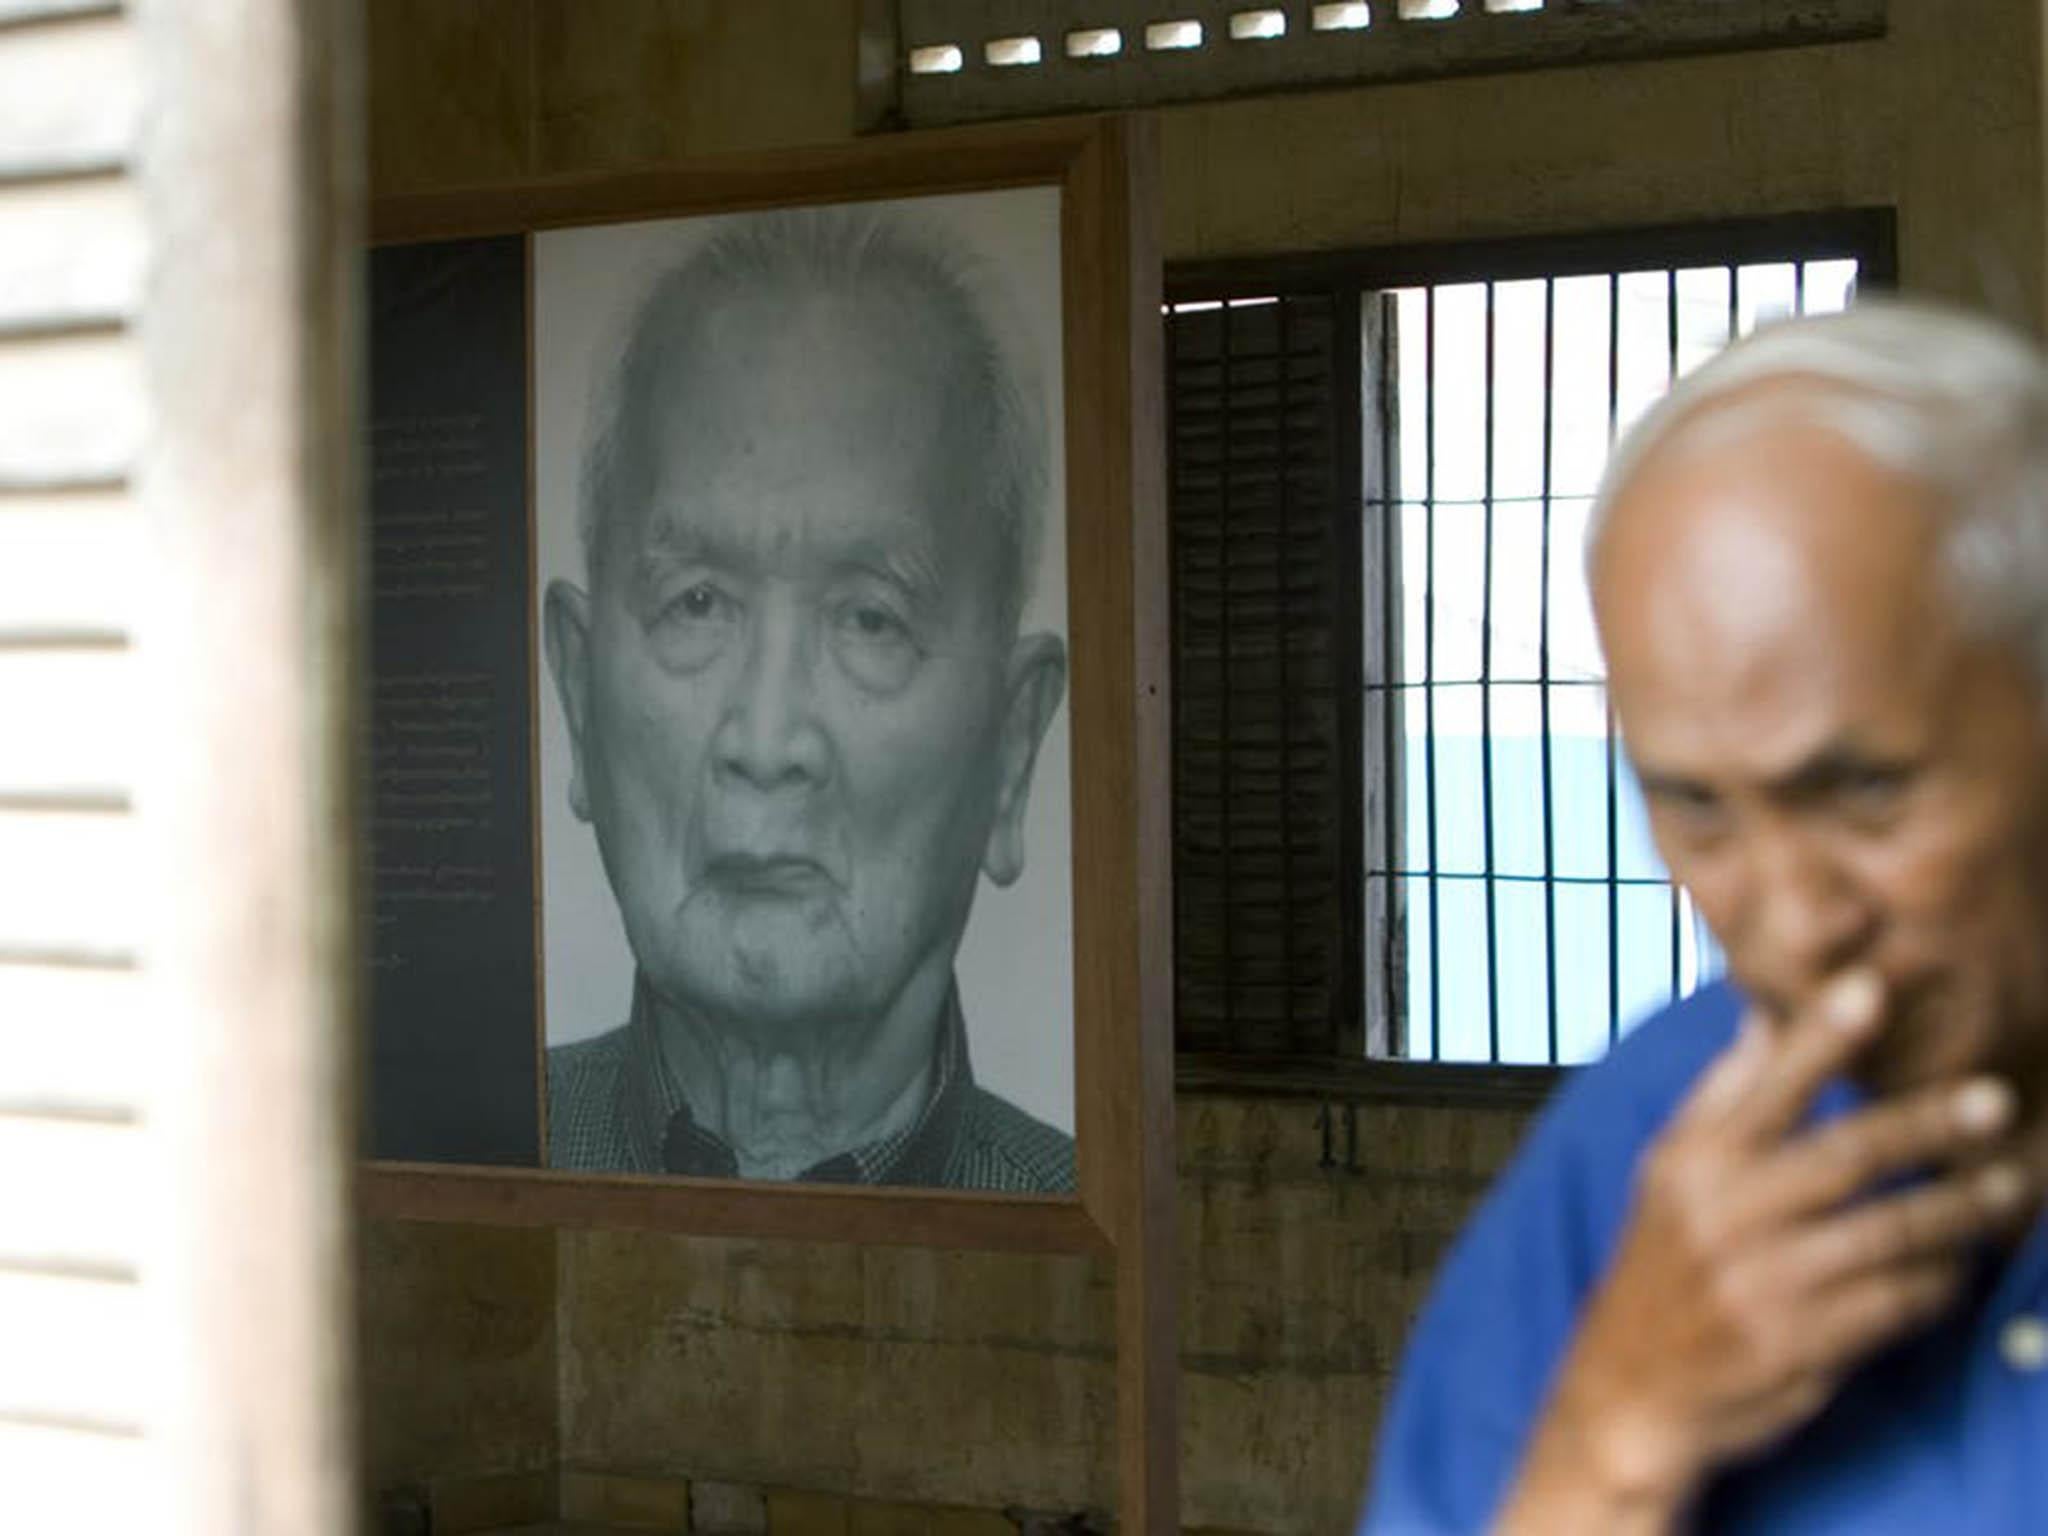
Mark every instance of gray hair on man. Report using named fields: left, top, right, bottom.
left=578, top=206, right=1049, bottom=638
left=1589, top=300, right=2048, bottom=683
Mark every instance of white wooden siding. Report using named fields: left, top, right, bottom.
left=0, top=1420, right=147, bottom=1528
left=0, top=175, right=147, bottom=336
left=0, top=332, right=146, bottom=488
left=0, top=649, right=138, bottom=800
left=0, top=12, right=137, bottom=180
left=0, top=962, right=141, bottom=1113
left=0, top=492, right=141, bottom=639
left=0, top=6, right=154, bottom=1519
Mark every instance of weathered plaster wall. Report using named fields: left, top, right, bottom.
left=366, top=0, right=2043, bottom=328
left=357, top=2, right=2045, bottom=1530
left=545, top=1098, right=1527, bottom=1531
left=359, top=1098, right=1524, bottom=1532
left=366, top=0, right=858, bottom=195
left=1158, top=0, right=2042, bottom=335
left=358, top=1221, right=559, bottom=1509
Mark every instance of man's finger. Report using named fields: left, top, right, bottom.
left=1784, top=1259, right=1964, bottom=1375
left=1758, top=1160, right=2030, bottom=1291
left=1674, top=1009, right=1776, bottom=1128
left=1729, top=1076, right=2016, bottom=1230
left=1726, top=970, right=1884, bottom=1143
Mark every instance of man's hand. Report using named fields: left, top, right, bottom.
left=1497, top=971, right=2031, bottom=1534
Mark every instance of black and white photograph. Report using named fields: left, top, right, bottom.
left=533, top=187, right=1076, bottom=1191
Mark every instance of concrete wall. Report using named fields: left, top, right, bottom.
left=1160, top=0, right=2042, bottom=334
left=358, top=2, right=2045, bottom=1530
left=367, top=0, right=2043, bottom=328
left=364, top=1098, right=1528, bottom=1533
left=552, top=1097, right=1529, bottom=1532
left=359, top=1221, right=559, bottom=1523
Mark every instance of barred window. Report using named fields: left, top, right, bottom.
left=1168, top=213, right=1896, bottom=1076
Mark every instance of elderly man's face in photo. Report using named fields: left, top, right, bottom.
left=1597, top=403, right=2048, bottom=1098
left=546, top=284, right=1063, bottom=1043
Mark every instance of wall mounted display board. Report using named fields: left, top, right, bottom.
left=359, top=116, right=1172, bottom=1273
left=360, top=117, right=1177, bottom=1529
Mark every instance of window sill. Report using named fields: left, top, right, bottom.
left=1175, top=1052, right=1565, bottom=1109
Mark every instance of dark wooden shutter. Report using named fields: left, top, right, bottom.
left=1168, top=293, right=1360, bottom=1059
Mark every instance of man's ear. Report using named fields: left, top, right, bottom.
left=543, top=580, right=596, bottom=823
left=982, top=631, right=1068, bottom=887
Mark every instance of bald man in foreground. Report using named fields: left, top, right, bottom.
left=1361, top=304, right=2048, bottom=1533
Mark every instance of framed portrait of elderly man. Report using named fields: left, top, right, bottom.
left=533, top=189, right=1075, bottom=1192
left=359, top=117, right=1172, bottom=1261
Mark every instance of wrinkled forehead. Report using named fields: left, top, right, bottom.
left=602, top=288, right=1001, bottom=582
left=667, top=288, right=977, bottom=458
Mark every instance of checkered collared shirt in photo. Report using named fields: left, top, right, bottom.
left=546, top=977, right=1075, bottom=1192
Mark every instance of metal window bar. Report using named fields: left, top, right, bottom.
left=1666, top=269, right=1683, bottom=1005
left=1603, top=270, right=1622, bottom=1048
left=1369, top=676, right=1609, bottom=689
left=1385, top=870, right=1679, bottom=887
left=1422, top=288, right=1442, bottom=1061
left=1480, top=282, right=1501, bottom=1064
left=1365, top=253, right=1864, bottom=1066
left=1538, top=276, right=1560, bottom=1067
left=1378, top=292, right=1403, bottom=1058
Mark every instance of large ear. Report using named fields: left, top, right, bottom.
left=543, top=580, right=596, bottom=822
left=982, top=631, right=1067, bottom=887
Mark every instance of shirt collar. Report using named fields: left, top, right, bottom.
left=618, top=976, right=973, bottom=1185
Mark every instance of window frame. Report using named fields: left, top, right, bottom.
left=1167, top=208, right=1898, bottom=1105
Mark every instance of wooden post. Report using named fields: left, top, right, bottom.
left=133, top=1, right=363, bottom=1532
left=1066, top=114, right=1179, bottom=1536
left=1112, top=116, right=1180, bottom=1536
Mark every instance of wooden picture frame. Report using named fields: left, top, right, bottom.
left=358, top=117, right=1171, bottom=1273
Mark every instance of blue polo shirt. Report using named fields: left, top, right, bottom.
left=1360, top=981, right=2048, bottom=1534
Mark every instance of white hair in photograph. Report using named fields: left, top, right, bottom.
left=578, top=205, right=1050, bottom=638
left=1589, top=300, right=2048, bottom=686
